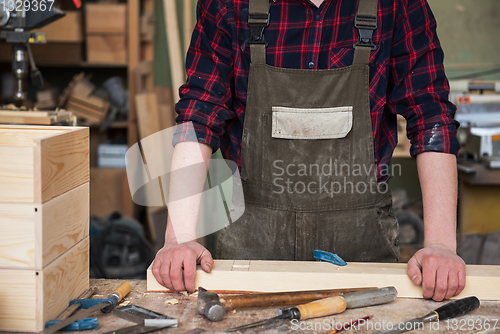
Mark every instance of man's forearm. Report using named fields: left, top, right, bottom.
left=165, top=141, right=213, bottom=244
left=416, top=151, right=458, bottom=250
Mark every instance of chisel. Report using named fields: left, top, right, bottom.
left=226, top=286, right=397, bottom=332
left=372, top=296, right=480, bottom=334
left=43, top=282, right=132, bottom=334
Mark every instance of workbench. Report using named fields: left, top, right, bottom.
left=39, top=279, right=500, bottom=334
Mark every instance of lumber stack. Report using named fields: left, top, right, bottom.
left=0, top=125, right=90, bottom=332
left=147, top=260, right=500, bottom=301
left=62, top=73, right=109, bottom=124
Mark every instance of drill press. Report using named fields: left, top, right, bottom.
left=0, top=0, right=65, bottom=105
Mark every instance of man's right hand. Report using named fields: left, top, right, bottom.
left=152, top=241, right=214, bottom=293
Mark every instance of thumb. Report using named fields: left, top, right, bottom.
left=197, top=248, right=214, bottom=273
left=407, top=256, right=423, bottom=286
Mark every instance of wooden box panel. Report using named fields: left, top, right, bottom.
left=86, top=34, right=127, bottom=64
left=0, top=125, right=89, bottom=203
left=0, top=182, right=89, bottom=268
left=0, top=237, right=89, bottom=332
left=33, top=11, right=83, bottom=42
left=85, top=4, right=127, bottom=34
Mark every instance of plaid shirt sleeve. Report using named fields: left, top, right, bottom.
left=387, top=0, right=460, bottom=157
left=173, top=0, right=235, bottom=151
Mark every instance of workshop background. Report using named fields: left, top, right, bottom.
left=1, top=0, right=499, bottom=280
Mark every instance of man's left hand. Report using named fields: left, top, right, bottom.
left=407, top=244, right=466, bottom=301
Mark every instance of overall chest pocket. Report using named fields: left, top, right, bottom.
left=271, top=106, right=353, bottom=140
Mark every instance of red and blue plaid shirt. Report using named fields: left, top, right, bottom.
left=175, top=0, right=460, bottom=180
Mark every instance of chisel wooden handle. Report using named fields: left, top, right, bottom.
left=113, top=282, right=132, bottom=302
left=296, top=296, right=347, bottom=320
left=102, top=282, right=132, bottom=313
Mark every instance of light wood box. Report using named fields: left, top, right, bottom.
left=34, top=11, right=83, bottom=42
left=85, top=3, right=127, bottom=34
left=0, top=125, right=90, bottom=332
left=86, top=34, right=127, bottom=64
left=0, top=125, right=89, bottom=203
left=0, top=237, right=89, bottom=332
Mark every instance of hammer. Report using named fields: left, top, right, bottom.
left=196, top=286, right=374, bottom=322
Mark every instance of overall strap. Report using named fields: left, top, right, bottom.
left=247, top=0, right=270, bottom=64
left=353, top=0, right=378, bottom=65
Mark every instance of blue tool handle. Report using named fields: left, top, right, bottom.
left=70, top=298, right=114, bottom=309
left=313, top=250, right=347, bottom=266
left=45, top=318, right=98, bottom=330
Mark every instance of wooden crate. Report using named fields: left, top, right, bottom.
left=33, top=11, right=83, bottom=42
left=0, top=125, right=90, bottom=332
left=85, top=4, right=127, bottom=34
left=0, top=125, right=89, bottom=203
left=0, top=182, right=89, bottom=268
left=86, top=34, right=127, bottom=64
left=0, top=237, right=89, bottom=332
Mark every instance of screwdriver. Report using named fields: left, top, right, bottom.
left=373, top=296, right=480, bottom=334
left=226, top=287, right=397, bottom=332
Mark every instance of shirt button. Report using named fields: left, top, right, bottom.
left=315, top=14, right=321, bottom=21
left=308, top=61, right=314, bottom=68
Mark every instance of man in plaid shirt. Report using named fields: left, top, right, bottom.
left=152, top=0, right=466, bottom=301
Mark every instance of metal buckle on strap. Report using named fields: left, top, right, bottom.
left=245, top=13, right=270, bottom=47
left=353, top=16, right=377, bottom=50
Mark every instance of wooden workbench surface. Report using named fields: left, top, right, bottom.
left=55, top=279, right=500, bottom=333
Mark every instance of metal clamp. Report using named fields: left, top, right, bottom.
left=245, top=13, right=270, bottom=47
left=353, top=16, right=377, bottom=50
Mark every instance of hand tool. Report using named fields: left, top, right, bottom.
left=197, top=286, right=374, bottom=322
left=114, top=305, right=178, bottom=327
left=372, top=296, right=480, bottom=334
left=313, top=250, right=347, bottom=266
left=45, top=287, right=99, bottom=331
left=330, top=315, right=373, bottom=333
left=43, top=282, right=132, bottom=334
left=226, top=286, right=397, bottom=332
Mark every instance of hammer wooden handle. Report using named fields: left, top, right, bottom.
left=219, top=287, right=373, bottom=309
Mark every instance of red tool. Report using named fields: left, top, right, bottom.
left=330, top=315, right=372, bottom=333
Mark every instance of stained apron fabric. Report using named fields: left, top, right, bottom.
left=217, top=0, right=399, bottom=262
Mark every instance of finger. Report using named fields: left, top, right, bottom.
left=159, top=259, right=175, bottom=292
left=152, top=258, right=165, bottom=287
left=455, top=267, right=466, bottom=296
left=445, top=268, right=459, bottom=300
left=183, top=255, right=197, bottom=293
left=432, top=266, right=449, bottom=302
left=198, top=249, right=214, bottom=273
left=421, top=257, right=437, bottom=300
left=170, top=256, right=186, bottom=293
left=407, top=257, right=423, bottom=286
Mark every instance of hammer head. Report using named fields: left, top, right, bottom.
left=197, top=287, right=225, bottom=322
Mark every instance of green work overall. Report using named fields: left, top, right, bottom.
left=217, top=0, right=399, bottom=262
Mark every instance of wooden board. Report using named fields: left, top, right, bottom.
left=86, top=34, right=127, bottom=64
left=163, top=0, right=185, bottom=100
left=0, top=237, right=89, bottom=332
left=147, top=260, right=500, bottom=301
left=0, top=182, right=89, bottom=269
left=85, top=4, right=127, bottom=34
left=0, top=43, right=83, bottom=64
left=33, top=11, right=83, bottom=42
left=0, top=110, right=73, bottom=125
left=0, top=125, right=89, bottom=203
